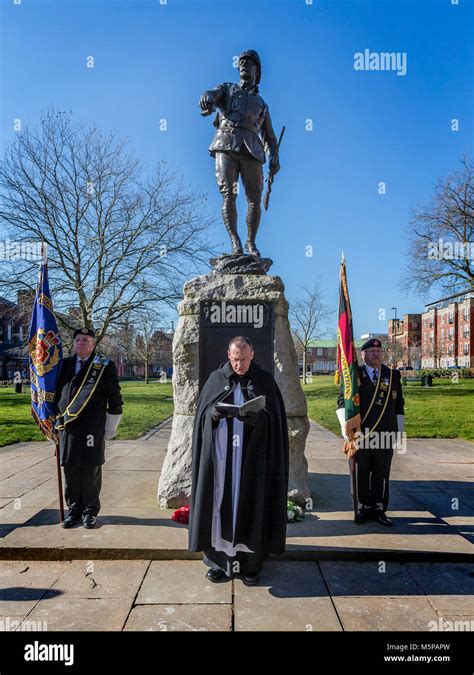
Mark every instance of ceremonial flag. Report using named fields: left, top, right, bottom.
left=336, top=254, right=361, bottom=458
left=28, top=244, right=63, bottom=441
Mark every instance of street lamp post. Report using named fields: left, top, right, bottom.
left=391, top=307, right=398, bottom=368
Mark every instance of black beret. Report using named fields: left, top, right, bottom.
left=73, top=327, right=96, bottom=339
left=361, top=338, right=382, bottom=351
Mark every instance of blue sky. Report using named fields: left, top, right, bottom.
left=1, top=0, right=472, bottom=337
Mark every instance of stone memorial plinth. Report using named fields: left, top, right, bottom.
left=157, top=270, right=310, bottom=508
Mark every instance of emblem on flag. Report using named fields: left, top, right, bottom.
left=28, top=245, right=63, bottom=440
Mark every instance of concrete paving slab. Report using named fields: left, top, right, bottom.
left=438, top=615, right=474, bottom=631
left=0, top=507, right=189, bottom=557
left=0, top=502, right=49, bottom=529
left=333, top=596, right=440, bottom=631
left=104, top=455, right=163, bottom=471
left=3, top=478, right=58, bottom=507
left=319, top=561, right=421, bottom=596
left=22, top=598, right=132, bottom=631
left=286, top=510, right=474, bottom=557
left=0, top=614, right=33, bottom=630
left=99, top=470, right=160, bottom=507
left=0, top=470, right=55, bottom=499
left=136, top=560, right=232, bottom=604
left=0, top=561, right=69, bottom=614
left=405, top=563, right=474, bottom=614
left=0, top=458, right=53, bottom=481
left=234, top=561, right=342, bottom=631
left=46, top=560, right=149, bottom=599
left=124, top=604, right=232, bottom=631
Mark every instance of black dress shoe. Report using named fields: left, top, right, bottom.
left=82, top=515, right=97, bottom=529
left=361, top=505, right=376, bottom=519
left=376, top=511, right=393, bottom=527
left=354, top=510, right=366, bottom=524
left=242, top=573, right=259, bottom=585
left=206, top=568, right=227, bottom=583
left=61, top=513, right=81, bottom=528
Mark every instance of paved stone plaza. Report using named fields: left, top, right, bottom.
left=1, top=420, right=472, bottom=631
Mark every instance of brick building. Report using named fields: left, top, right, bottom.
left=387, top=314, right=422, bottom=369
left=0, top=295, right=29, bottom=382
left=303, top=337, right=372, bottom=374
left=421, top=290, right=473, bottom=368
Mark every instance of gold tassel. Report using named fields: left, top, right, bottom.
left=343, top=439, right=358, bottom=458
left=334, top=370, right=340, bottom=385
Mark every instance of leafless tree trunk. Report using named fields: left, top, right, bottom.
left=0, top=109, right=217, bottom=343
left=289, top=279, right=333, bottom=385
left=401, top=157, right=473, bottom=296
left=133, top=311, right=166, bottom=384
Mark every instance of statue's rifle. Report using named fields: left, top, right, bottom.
left=263, top=126, right=285, bottom=211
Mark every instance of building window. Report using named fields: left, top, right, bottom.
left=317, top=348, right=322, bottom=356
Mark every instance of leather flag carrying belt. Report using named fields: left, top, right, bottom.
left=56, top=356, right=109, bottom=430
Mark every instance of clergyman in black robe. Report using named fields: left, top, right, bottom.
left=188, top=335, right=289, bottom=584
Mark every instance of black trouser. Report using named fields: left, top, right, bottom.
left=351, top=447, right=393, bottom=512
left=63, top=465, right=102, bottom=517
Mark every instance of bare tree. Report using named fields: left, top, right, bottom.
left=385, top=338, right=405, bottom=369
left=402, top=157, right=473, bottom=296
left=0, top=109, right=217, bottom=342
left=99, top=315, right=137, bottom=376
left=132, top=310, right=168, bottom=384
left=289, top=279, right=333, bottom=385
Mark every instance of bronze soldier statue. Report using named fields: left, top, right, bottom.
left=199, top=50, right=280, bottom=258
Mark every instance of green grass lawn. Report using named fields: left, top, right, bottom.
left=303, top=375, right=474, bottom=442
left=1, top=375, right=472, bottom=447
left=0, top=380, right=174, bottom=448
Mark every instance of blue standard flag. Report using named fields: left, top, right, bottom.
left=28, top=245, right=63, bottom=440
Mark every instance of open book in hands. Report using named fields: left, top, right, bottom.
left=215, top=394, right=266, bottom=418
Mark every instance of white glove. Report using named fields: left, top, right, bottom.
left=336, top=408, right=349, bottom=441
left=395, top=414, right=405, bottom=451
left=104, top=413, right=122, bottom=440
left=397, top=414, right=405, bottom=434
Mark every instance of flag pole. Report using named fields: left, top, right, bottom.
left=40, top=242, right=64, bottom=523
left=55, top=440, right=65, bottom=522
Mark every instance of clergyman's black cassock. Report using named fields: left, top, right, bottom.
left=337, top=362, right=404, bottom=511
left=188, top=360, right=289, bottom=560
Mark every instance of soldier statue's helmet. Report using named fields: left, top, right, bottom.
left=238, top=49, right=261, bottom=84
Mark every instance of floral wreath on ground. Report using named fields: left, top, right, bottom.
left=171, top=501, right=306, bottom=525
left=287, top=500, right=305, bottom=522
